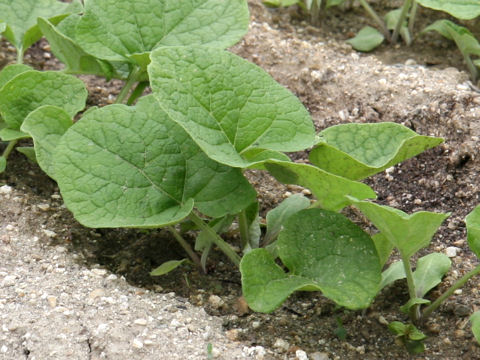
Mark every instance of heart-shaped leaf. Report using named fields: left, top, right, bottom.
left=75, top=0, right=249, bottom=66
left=380, top=260, right=405, bottom=289
left=54, top=95, right=256, bottom=228
left=348, top=197, right=449, bottom=258
left=241, top=208, right=381, bottom=312
left=0, top=70, right=87, bottom=130
left=38, top=17, right=114, bottom=79
left=0, top=0, right=81, bottom=58
left=149, top=47, right=315, bottom=167
left=0, top=64, right=31, bottom=89
left=264, top=160, right=376, bottom=211
left=21, top=105, right=73, bottom=179
left=310, top=122, right=443, bottom=180
left=416, top=0, right=480, bottom=20
left=264, top=194, right=311, bottom=245
left=466, top=205, right=480, bottom=257
left=0, top=128, right=30, bottom=141
left=346, top=26, right=384, bottom=52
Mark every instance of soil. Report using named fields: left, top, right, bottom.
left=2, top=1, right=480, bottom=359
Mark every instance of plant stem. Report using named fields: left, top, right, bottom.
left=408, top=1, right=418, bottom=38
left=392, top=0, right=412, bottom=43
left=422, top=263, right=480, bottom=319
left=17, top=48, right=24, bottom=64
left=126, top=81, right=149, bottom=106
left=2, top=140, right=18, bottom=160
left=189, top=212, right=241, bottom=267
left=115, top=67, right=141, bottom=104
left=166, top=225, right=203, bottom=272
left=358, top=0, right=391, bottom=41
left=400, top=251, right=420, bottom=322
left=464, top=54, right=478, bottom=83
left=238, top=210, right=250, bottom=250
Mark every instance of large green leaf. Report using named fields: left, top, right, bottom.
left=417, top=0, right=480, bottom=20
left=346, top=26, right=384, bottom=52
left=423, top=20, right=480, bottom=58
left=53, top=95, right=256, bottom=228
left=21, top=105, right=73, bottom=179
left=264, top=160, right=376, bottom=211
left=0, top=70, right=87, bottom=130
left=348, top=198, right=450, bottom=258
left=0, top=64, right=31, bottom=89
left=241, top=209, right=381, bottom=312
left=38, top=17, right=114, bottom=79
left=264, top=194, right=311, bottom=245
left=149, top=47, right=315, bottom=167
left=466, top=205, right=480, bottom=257
left=75, top=0, right=249, bottom=66
left=310, top=122, right=443, bottom=180
left=0, top=0, right=81, bottom=56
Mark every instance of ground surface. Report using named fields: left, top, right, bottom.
left=2, top=1, right=480, bottom=359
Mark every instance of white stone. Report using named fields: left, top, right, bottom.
left=445, top=246, right=460, bottom=258
left=42, top=229, right=57, bottom=238
left=132, top=338, right=143, bottom=349
left=296, top=350, right=309, bottom=360
left=273, top=338, right=289, bottom=351
left=1, top=275, right=15, bottom=287
left=134, top=318, right=148, bottom=326
left=0, top=185, right=12, bottom=194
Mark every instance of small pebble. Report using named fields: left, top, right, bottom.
left=445, top=246, right=459, bottom=257
left=2, top=275, right=15, bottom=287
left=0, top=185, right=12, bottom=194
left=273, top=338, right=290, bottom=352
left=47, top=296, right=57, bottom=308
left=132, top=338, right=144, bottom=349
left=208, top=295, right=224, bottom=310
left=42, top=230, right=57, bottom=238
left=89, top=289, right=105, bottom=299
left=134, top=318, right=148, bottom=326
left=37, top=204, right=50, bottom=211
left=226, top=329, right=239, bottom=341
left=310, top=352, right=330, bottom=360
left=296, top=349, right=308, bottom=360
left=378, top=315, right=389, bottom=326
left=454, top=304, right=470, bottom=317
left=91, top=268, right=107, bottom=276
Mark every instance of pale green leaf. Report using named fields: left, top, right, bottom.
left=38, top=17, right=114, bottom=78
left=413, top=253, right=451, bottom=298
left=310, top=122, right=443, bottom=180
left=346, top=26, right=384, bottom=52
left=470, top=311, right=480, bottom=344
left=263, top=0, right=299, bottom=7
left=16, top=146, right=36, bottom=162
left=372, top=232, right=394, bottom=267
left=241, top=209, right=381, bottom=312
left=0, top=128, right=29, bottom=141
left=264, top=194, right=311, bottom=245
left=53, top=95, right=256, bottom=228
left=423, top=20, right=480, bottom=57
left=150, top=259, right=189, bottom=276
left=0, top=70, right=87, bottom=130
left=75, top=0, right=249, bottom=65
left=149, top=47, right=315, bottom=168
left=417, top=0, right=480, bottom=20
left=466, top=205, right=480, bottom=257
left=380, top=260, right=405, bottom=290
left=400, top=297, right=430, bottom=314
left=21, top=105, right=73, bottom=179
left=0, top=0, right=81, bottom=54
left=348, top=198, right=450, bottom=258
left=264, top=160, right=376, bottom=211
left=0, top=64, right=31, bottom=89
left=0, top=21, right=5, bottom=33
left=0, top=156, right=5, bottom=173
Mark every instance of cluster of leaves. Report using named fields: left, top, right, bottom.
left=2, top=0, right=480, bottom=354
left=263, top=0, right=480, bottom=82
